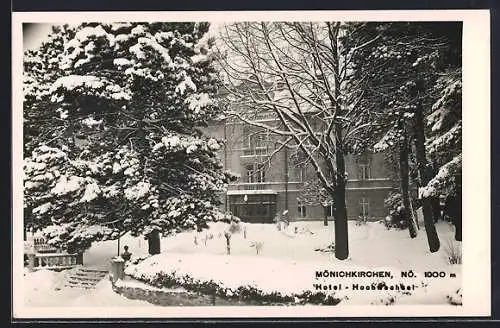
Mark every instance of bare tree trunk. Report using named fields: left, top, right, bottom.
left=444, top=177, right=462, bottom=242
left=410, top=199, right=420, bottom=230
left=414, top=104, right=440, bottom=252
left=399, top=124, right=417, bottom=238
left=147, top=230, right=161, bottom=255
left=333, top=126, right=349, bottom=260
left=430, top=196, right=441, bottom=223
left=76, top=252, right=84, bottom=265
left=454, top=175, right=462, bottom=241
left=330, top=26, right=349, bottom=261
left=333, top=184, right=349, bottom=260
left=454, top=208, right=462, bottom=241
left=428, top=163, right=442, bottom=223
left=323, top=205, right=329, bottom=226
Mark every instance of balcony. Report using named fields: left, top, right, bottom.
left=228, top=181, right=303, bottom=192
left=346, top=178, right=396, bottom=190
left=240, top=147, right=268, bottom=157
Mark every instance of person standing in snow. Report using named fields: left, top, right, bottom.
left=121, top=245, right=132, bottom=262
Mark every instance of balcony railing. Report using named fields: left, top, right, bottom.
left=229, top=181, right=303, bottom=191
left=346, top=178, right=396, bottom=189
left=32, top=253, right=80, bottom=270
left=241, top=147, right=268, bottom=157
left=25, top=233, right=82, bottom=270
left=227, top=179, right=397, bottom=192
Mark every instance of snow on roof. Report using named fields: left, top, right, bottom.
left=226, top=189, right=277, bottom=195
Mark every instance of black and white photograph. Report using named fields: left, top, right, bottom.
left=12, top=10, right=490, bottom=318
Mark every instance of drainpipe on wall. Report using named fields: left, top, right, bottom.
left=224, top=120, right=228, bottom=212
left=284, top=145, right=289, bottom=213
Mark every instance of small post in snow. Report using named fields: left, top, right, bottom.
left=224, top=230, right=231, bottom=255
left=117, top=235, right=120, bottom=257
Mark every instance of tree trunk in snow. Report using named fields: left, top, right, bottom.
left=414, top=104, right=440, bottom=252
left=428, top=164, right=443, bottom=223
left=333, top=131, right=349, bottom=260
left=454, top=213, right=462, bottom=241
left=430, top=196, right=442, bottom=223
left=333, top=183, right=348, bottom=260
left=399, top=126, right=417, bottom=238
left=444, top=177, right=462, bottom=242
left=147, top=230, right=161, bottom=255
left=76, top=252, right=84, bottom=265
left=454, top=175, right=462, bottom=241
left=323, top=205, right=329, bottom=226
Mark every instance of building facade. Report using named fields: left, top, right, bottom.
left=204, top=117, right=398, bottom=223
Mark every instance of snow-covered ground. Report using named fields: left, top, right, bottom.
left=124, top=220, right=462, bottom=305
left=22, top=267, right=157, bottom=307
left=22, top=219, right=462, bottom=307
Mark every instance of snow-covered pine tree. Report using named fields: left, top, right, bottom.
left=24, top=25, right=79, bottom=238
left=409, top=23, right=462, bottom=245
left=349, top=22, right=461, bottom=251
left=23, top=25, right=76, bottom=156
left=23, top=22, right=232, bottom=254
left=422, top=67, right=462, bottom=240
left=347, top=22, right=427, bottom=239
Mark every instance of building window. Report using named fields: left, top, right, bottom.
left=327, top=203, right=334, bottom=217
left=242, top=128, right=268, bottom=156
left=252, top=133, right=267, bottom=149
left=246, top=164, right=254, bottom=183
left=297, top=201, right=307, bottom=218
left=289, top=165, right=306, bottom=182
left=358, top=163, right=371, bottom=180
left=359, top=197, right=370, bottom=218
left=357, top=152, right=372, bottom=180
left=229, top=194, right=277, bottom=223
left=246, top=163, right=266, bottom=183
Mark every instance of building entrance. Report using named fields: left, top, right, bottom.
left=228, top=193, right=277, bottom=223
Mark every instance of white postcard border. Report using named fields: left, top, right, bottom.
left=12, top=9, right=491, bottom=318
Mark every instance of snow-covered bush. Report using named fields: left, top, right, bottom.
left=249, top=241, right=264, bottom=255
left=314, top=242, right=335, bottom=253
left=125, top=255, right=150, bottom=269
left=218, top=212, right=242, bottom=224
left=128, top=270, right=341, bottom=305
left=444, top=238, right=462, bottom=265
left=383, top=192, right=408, bottom=230
left=203, top=232, right=214, bottom=246
left=273, top=211, right=291, bottom=231
left=355, top=216, right=368, bottom=226
left=227, top=220, right=242, bottom=234
left=446, top=288, right=462, bottom=306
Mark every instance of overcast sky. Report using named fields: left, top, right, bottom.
left=23, top=23, right=54, bottom=52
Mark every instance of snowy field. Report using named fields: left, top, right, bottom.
left=22, top=219, right=462, bottom=307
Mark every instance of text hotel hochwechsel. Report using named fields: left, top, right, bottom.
left=312, top=269, right=457, bottom=292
